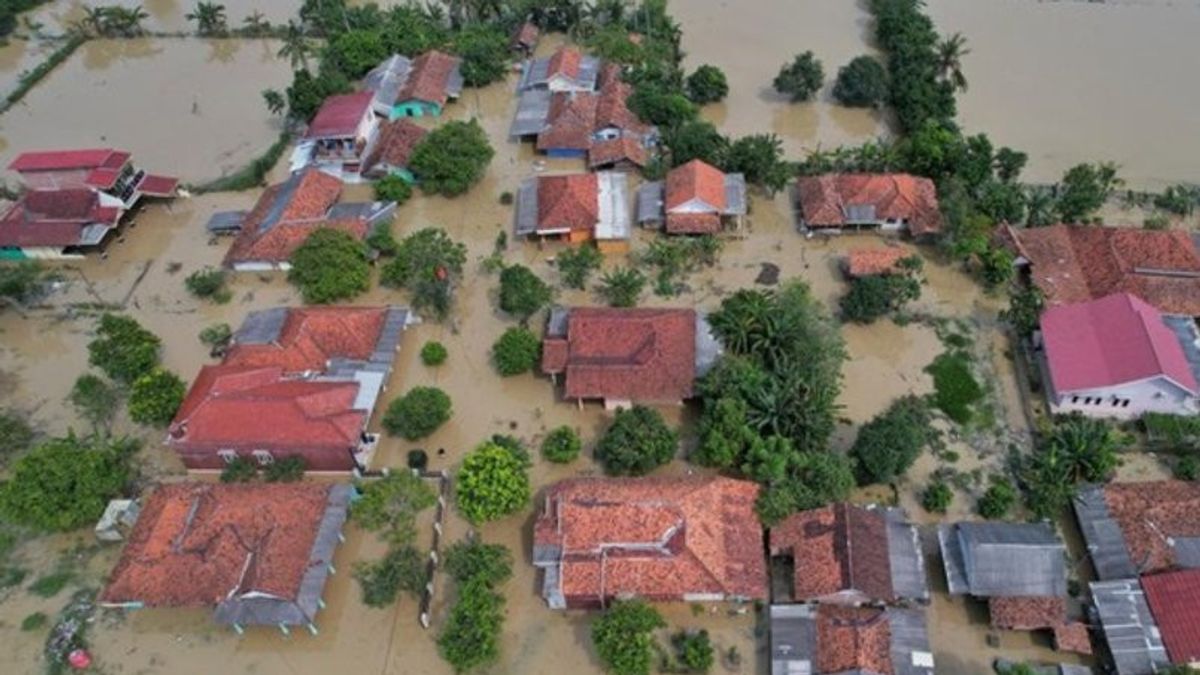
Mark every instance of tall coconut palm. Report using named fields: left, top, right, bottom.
left=277, top=20, right=312, bottom=70
left=186, top=2, right=228, bottom=36
left=935, top=32, right=969, bottom=93
left=241, top=11, right=270, bottom=36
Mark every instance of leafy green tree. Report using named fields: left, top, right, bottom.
left=978, top=246, right=1015, bottom=288
left=438, top=577, right=504, bottom=671
left=325, top=29, right=389, bottom=78
left=286, top=68, right=351, bottom=121
left=868, top=0, right=956, bottom=133
left=374, top=174, right=413, bottom=204
left=382, top=387, right=453, bottom=440
left=87, top=314, right=161, bottom=385
left=69, top=374, right=119, bottom=433
left=592, top=600, right=666, bottom=675
left=352, top=470, right=436, bottom=545
left=851, top=396, right=933, bottom=484
left=184, top=267, right=230, bottom=303
left=541, top=426, right=581, bottom=463
left=353, top=545, right=425, bottom=607
left=420, top=341, right=448, bottom=367
left=922, top=480, right=953, bottom=514
left=935, top=32, right=970, bottom=93
left=498, top=264, right=552, bottom=321
left=597, top=266, right=646, bottom=307
left=556, top=243, right=602, bottom=289
left=456, top=441, right=531, bottom=523
left=277, top=20, right=314, bottom=69
left=994, top=147, right=1028, bottom=183
left=628, top=85, right=697, bottom=128
left=672, top=630, right=715, bottom=673
left=186, top=2, right=227, bottom=36
left=409, top=120, right=494, bottom=197
left=492, top=327, right=541, bottom=376
left=0, top=411, right=33, bottom=465
left=755, top=451, right=855, bottom=525
left=1056, top=162, right=1121, bottom=223
left=0, top=261, right=45, bottom=307
left=128, top=369, right=186, bottom=427
left=833, top=55, right=887, bottom=108
left=773, top=51, right=824, bottom=102
left=199, top=323, right=233, bottom=351
left=220, top=456, right=258, bottom=483
left=596, top=405, right=678, bottom=476
left=444, top=540, right=513, bottom=586
left=1175, top=456, right=1199, bottom=481
left=381, top=227, right=468, bottom=320
left=723, top=134, right=792, bottom=195
left=685, top=64, right=728, bottom=104
left=926, top=351, right=984, bottom=425
left=840, top=269, right=922, bottom=324
left=693, top=396, right=756, bottom=469
left=0, top=435, right=133, bottom=532
left=1002, top=285, right=1045, bottom=338
left=977, top=476, right=1017, bottom=519
left=288, top=228, right=371, bottom=304
left=452, top=23, right=509, bottom=86
left=663, top=120, right=728, bottom=167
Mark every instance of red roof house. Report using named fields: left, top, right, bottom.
left=0, top=189, right=122, bottom=256
left=515, top=172, right=631, bottom=251
left=302, top=92, right=378, bottom=176
left=361, top=118, right=427, bottom=181
left=844, top=247, right=909, bottom=278
left=306, top=92, right=375, bottom=140
left=797, top=173, right=941, bottom=237
left=395, top=50, right=463, bottom=114
left=100, top=482, right=351, bottom=629
left=8, top=148, right=177, bottom=202
left=526, top=73, right=652, bottom=169
left=541, top=307, right=700, bottom=406
left=996, top=223, right=1200, bottom=317
left=769, top=604, right=936, bottom=674
left=1142, top=569, right=1200, bottom=665
left=660, top=159, right=746, bottom=234
left=1078, top=480, right=1200, bottom=579
left=1038, top=292, right=1200, bottom=418
left=532, top=476, right=767, bottom=609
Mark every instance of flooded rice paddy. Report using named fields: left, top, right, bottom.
left=25, top=0, right=304, bottom=35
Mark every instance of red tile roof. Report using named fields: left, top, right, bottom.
left=769, top=504, right=894, bottom=603
left=546, top=46, right=582, bottom=80
left=0, top=189, right=122, bottom=248
left=9, top=148, right=129, bottom=173
left=797, top=173, right=942, bottom=236
left=224, top=168, right=366, bottom=265
left=997, top=223, right=1200, bottom=316
left=511, top=22, right=539, bottom=49
left=534, top=476, right=766, bottom=603
left=101, top=482, right=334, bottom=608
left=588, top=136, right=649, bottom=169
left=814, top=606, right=893, bottom=675
left=224, top=307, right=390, bottom=374
left=362, top=119, right=428, bottom=173
left=137, top=174, right=179, bottom=197
left=397, top=50, right=460, bottom=107
left=1142, top=569, right=1200, bottom=664
left=988, top=596, right=1067, bottom=630
left=1101, top=481, right=1200, bottom=575
left=542, top=307, right=697, bottom=402
left=845, top=248, right=908, bottom=278
left=537, top=92, right=598, bottom=152
left=595, top=78, right=647, bottom=134
left=664, top=160, right=727, bottom=234
left=169, top=364, right=365, bottom=452
left=305, top=91, right=373, bottom=139
left=1053, top=622, right=1093, bottom=655
left=535, top=174, right=599, bottom=233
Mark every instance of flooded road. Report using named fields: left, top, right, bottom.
left=0, top=37, right=290, bottom=184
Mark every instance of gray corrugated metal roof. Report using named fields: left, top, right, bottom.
left=364, top=54, right=412, bottom=111
left=694, top=313, right=721, bottom=378
left=770, top=604, right=816, bottom=675
left=510, top=90, right=552, bottom=137
left=514, top=178, right=539, bottom=236
left=517, top=55, right=600, bottom=92
left=884, top=507, right=929, bottom=602
left=235, top=306, right=288, bottom=345
left=889, top=607, right=935, bottom=675
left=637, top=181, right=664, bottom=224
left=723, top=173, right=747, bottom=216
left=937, top=524, right=971, bottom=595
left=547, top=306, right=569, bottom=338
left=1090, top=578, right=1169, bottom=675
left=1073, top=484, right=1137, bottom=581
left=941, top=522, right=1067, bottom=597
left=259, top=169, right=309, bottom=233
left=205, top=210, right=248, bottom=233
left=446, top=64, right=463, bottom=98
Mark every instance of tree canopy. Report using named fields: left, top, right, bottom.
left=685, top=64, right=728, bottom=104
left=492, top=326, right=541, bottom=376
left=850, top=396, right=934, bottom=484
left=1055, top=162, right=1121, bottom=223
left=381, top=227, right=468, bottom=320
left=498, top=264, right=552, bottom=322
left=409, top=120, right=494, bottom=197
left=287, top=228, right=371, bottom=304
left=452, top=23, right=509, bottom=87
left=0, top=434, right=134, bottom=532
left=839, top=257, right=923, bottom=324
left=128, top=368, right=186, bottom=428
left=0, top=411, right=33, bottom=466
left=773, top=51, right=824, bottom=102
left=455, top=441, right=531, bottom=524
left=352, top=470, right=436, bottom=545
left=833, top=55, right=888, bottom=108
left=596, top=405, right=678, bottom=476
left=592, top=600, right=666, bottom=675
left=87, top=314, right=161, bottom=385
left=382, top=386, right=453, bottom=440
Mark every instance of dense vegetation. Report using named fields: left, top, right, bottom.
left=833, top=55, right=888, bottom=108
left=541, top=426, right=581, bottom=464
left=438, top=540, right=513, bottom=672
left=850, top=396, right=935, bottom=484
left=455, top=440, right=532, bottom=523
left=840, top=256, right=923, bottom=323
left=382, top=387, right=453, bottom=440
left=0, top=435, right=135, bottom=531
left=87, top=314, right=161, bottom=385
left=127, top=368, right=186, bottom=427
left=596, top=405, right=678, bottom=476
left=381, top=227, right=468, bottom=320
left=592, top=600, right=666, bottom=675
left=492, top=326, right=541, bottom=376
left=287, top=228, right=371, bottom=304
left=773, top=52, right=824, bottom=102
left=498, top=264, right=552, bottom=321
left=408, top=120, right=495, bottom=197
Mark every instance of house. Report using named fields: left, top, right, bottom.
left=540, top=306, right=721, bottom=409
left=938, top=522, right=1069, bottom=631
left=100, top=482, right=351, bottom=634
left=517, top=46, right=600, bottom=92
left=1035, top=293, right=1200, bottom=418
left=361, top=118, right=428, bottom=183
left=1, top=148, right=177, bottom=260
left=768, top=503, right=928, bottom=605
left=1090, top=578, right=1169, bottom=675
left=636, top=159, right=747, bottom=234
left=364, top=51, right=462, bottom=119
left=510, top=22, right=539, bottom=56
left=995, top=223, right=1200, bottom=317
left=168, top=306, right=411, bottom=472
left=796, top=173, right=941, bottom=237
left=296, top=91, right=379, bottom=179
left=1139, top=569, right=1200, bottom=667
left=769, top=604, right=935, bottom=675
left=1074, top=481, right=1200, bottom=581
left=844, top=247, right=910, bottom=278
left=514, top=172, right=631, bottom=253
left=532, top=476, right=767, bottom=609
left=222, top=167, right=394, bottom=271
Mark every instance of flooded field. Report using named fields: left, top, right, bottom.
left=0, top=37, right=290, bottom=184
left=26, top=0, right=304, bottom=34
left=925, top=0, right=1200, bottom=189
left=0, top=36, right=57, bottom=98
left=675, top=0, right=891, bottom=156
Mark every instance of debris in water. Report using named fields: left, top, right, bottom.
left=754, top=262, right=780, bottom=286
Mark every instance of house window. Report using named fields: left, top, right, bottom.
left=217, top=449, right=237, bottom=464
left=252, top=450, right=274, bottom=466
left=1122, top=399, right=1131, bottom=408
left=1071, top=396, right=1079, bottom=404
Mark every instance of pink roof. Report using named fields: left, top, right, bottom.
left=1142, top=569, right=1200, bottom=664
left=9, top=149, right=129, bottom=173
left=1040, top=292, right=1198, bottom=394
left=305, top=92, right=373, bottom=139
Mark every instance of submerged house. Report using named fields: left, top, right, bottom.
left=364, top=51, right=463, bottom=119
left=844, top=247, right=910, bottom=278
left=769, top=604, right=935, bottom=675
left=1074, top=480, right=1200, bottom=581
left=796, top=173, right=941, bottom=238
left=517, top=46, right=600, bottom=93
left=221, top=167, right=394, bottom=271
left=168, top=306, right=411, bottom=472
left=295, top=91, right=379, bottom=179
left=996, top=223, right=1200, bottom=317
left=100, top=482, right=351, bottom=634
left=636, top=159, right=747, bottom=234
left=514, top=172, right=631, bottom=253
left=540, top=306, right=720, bottom=409
left=361, top=118, right=428, bottom=183
left=1036, top=292, right=1200, bottom=419
left=532, top=476, right=767, bottom=609
left=1, top=148, right=177, bottom=260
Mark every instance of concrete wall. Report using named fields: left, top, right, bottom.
left=1048, top=372, right=1197, bottom=419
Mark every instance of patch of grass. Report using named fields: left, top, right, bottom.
left=925, top=351, right=984, bottom=425
left=29, top=571, right=72, bottom=598
left=21, top=612, right=48, bottom=632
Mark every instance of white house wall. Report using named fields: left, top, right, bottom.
left=1049, top=376, right=1197, bottom=419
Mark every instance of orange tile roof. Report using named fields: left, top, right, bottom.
left=845, top=248, right=908, bottom=277
left=997, top=223, right=1200, bottom=316
left=537, top=92, right=598, bottom=151
left=588, top=136, right=649, bottom=169
left=536, top=174, right=599, bottom=232
left=988, top=596, right=1067, bottom=630
left=770, top=504, right=894, bottom=604
left=542, top=307, right=697, bottom=402
left=1100, top=480, right=1200, bottom=575
left=546, top=46, right=582, bottom=80
left=101, top=483, right=335, bottom=608
left=362, top=119, right=427, bottom=173
left=815, top=606, right=893, bottom=674
left=595, top=78, right=648, bottom=134
left=396, top=50, right=460, bottom=107
left=797, top=173, right=942, bottom=236
left=666, top=160, right=726, bottom=212
left=224, top=307, right=389, bottom=374
left=534, top=477, right=767, bottom=603
left=1053, top=622, right=1093, bottom=655
left=511, top=22, right=539, bottom=49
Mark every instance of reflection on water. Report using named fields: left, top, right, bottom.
left=26, top=0, right=304, bottom=34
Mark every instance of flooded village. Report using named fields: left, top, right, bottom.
left=0, top=1, right=1199, bottom=675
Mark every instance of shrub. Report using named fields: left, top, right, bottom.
left=288, top=228, right=371, bottom=304
left=922, top=480, right=953, bottom=514
left=407, top=449, right=428, bottom=471
left=352, top=470, right=436, bottom=545
left=420, top=341, right=448, bottom=367
left=383, top=387, right=452, bottom=440
left=840, top=273, right=921, bottom=324
left=556, top=243, right=602, bottom=290
left=28, top=571, right=71, bottom=598
left=596, top=406, right=678, bottom=476
left=0, top=435, right=133, bottom=531
left=685, top=64, right=728, bottom=104
left=492, top=327, right=540, bottom=376
left=88, top=314, right=161, bottom=384
left=978, top=476, right=1017, bottom=519
left=21, top=612, right=47, bottom=632
left=198, top=322, right=233, bottom=350
left=672, top=630, right=715, bottom=673
left=444, top=540, right=513, bottom=586
left=456, top=441, right=531, bottom=524
left=128, top=368, right=186, bottom=427
left=1175, top=456, right=1199, bottom=481
left=850, top=396, right=933, bottom=484
left=773, top=51, right=824, bottom=102
left=68, top=374, right=119, bottom=433
left=926, top=351, right=984, bottom=425
left=832, top=55, right=888, bottom=108
left=541, top=426, right=581, bottom=463
left=220, top=456, right=258, bottom=483
left=184, top=267, right=230, bottom=303
left=0, top=411, right=33, bottom=465
left=374, top=174, right=413, bottom=204
left=409, top=120, right=494, bottom=197
left=263, top=455, right=306, bottom=482
left=381, top=227, right=468, bottom=320
left=499, top=191, right=514, bottom=205
left=598, top=266, right=646, bottom=307
left=0, top=260, right=45, bottom=305
left=353, top=545, right=425, bottom=607
left=592, top=600, right=666, bottom=675
left=437, top=577, right=504, bottom=671
left=498, top=264, right=552, bottom=321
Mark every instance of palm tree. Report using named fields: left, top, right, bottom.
left=75, top=6, right=108, bottom=36
left=186, top=2, right=227, bottom=36
left=241, top=11, right=270, bottom=37
left=935, top=32, right=970, bottom=92
left=276, top=20, right=312, bottom=70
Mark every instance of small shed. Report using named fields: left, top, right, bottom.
left=205, top=210, right=248, bottom=235
left=94, top=499, right=140, bottom=542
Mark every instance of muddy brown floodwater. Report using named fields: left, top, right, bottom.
left=0, top=37, right=291, bottom=184
left=26, top=0, right=305, bottom=34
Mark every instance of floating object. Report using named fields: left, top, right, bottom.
left=68, top=649, right=92, bottom=669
